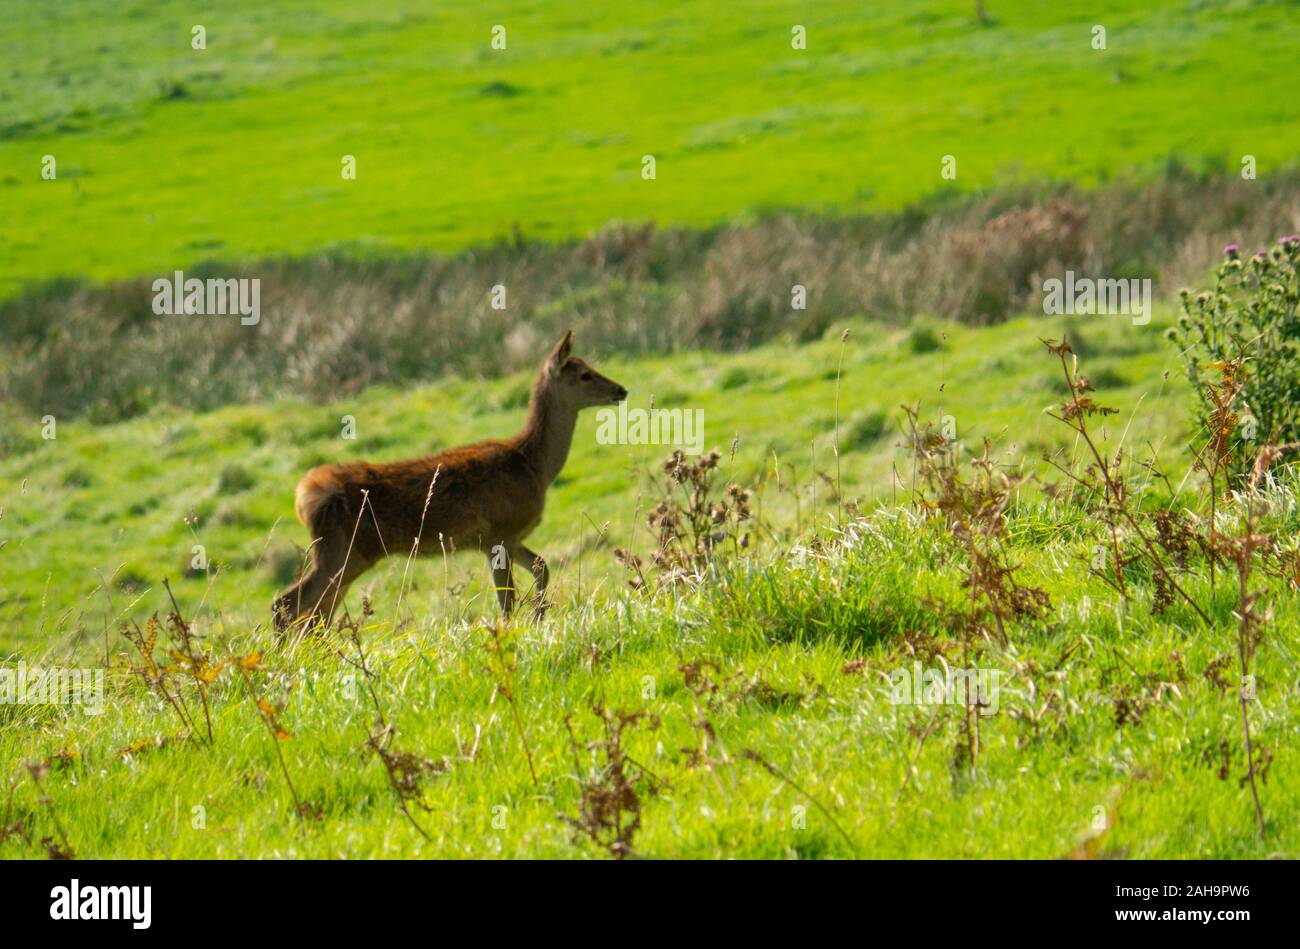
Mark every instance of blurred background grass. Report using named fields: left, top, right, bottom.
left=2, top=0, right=1296, bottom=292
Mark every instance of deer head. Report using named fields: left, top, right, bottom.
left=542, top=330, right=627, bottom=410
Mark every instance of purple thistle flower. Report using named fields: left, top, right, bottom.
left=1280, top=235, right=1300, bottom=247
left=1223, top=243, right=1239, bottom=258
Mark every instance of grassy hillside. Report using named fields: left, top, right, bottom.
left=3, top=424, right=1298, bottom=858
left=3, top=0, right=1298, bottom=294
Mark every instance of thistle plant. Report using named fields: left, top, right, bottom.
left=1173, top=237, right=1300, bottom=482
left=614, top=449, right=752, bottom=590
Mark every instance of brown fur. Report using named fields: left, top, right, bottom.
left=272, top=331, right=627, bottom=631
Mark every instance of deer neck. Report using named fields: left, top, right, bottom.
left=516, top=381, right=578, bottom=485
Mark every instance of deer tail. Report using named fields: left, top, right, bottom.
left=294, top=467, right=345, bottom=538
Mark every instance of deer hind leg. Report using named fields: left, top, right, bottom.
left=511, top=543, right=549, bottom=620
left=273, top=531, right=374, bottom=633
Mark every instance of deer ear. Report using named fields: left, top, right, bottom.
left=546, top=330, right=574, bottom=377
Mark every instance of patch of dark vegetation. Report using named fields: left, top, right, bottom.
left=842, top=409, right=890, bottom=450
left=61, top=466, right=93, bottom=489
left=215, top=501, right=263, bottom=528
left=498, top=381, right=531, bottom=410
left=3, top=168, right=1298, bottom=421
left=907, top=323, right=944, bottom=354
left=479, top=80, right=523, bottom=97
left=216, top=464, right=256, bottom=495
left=115, top=569, right=149, bottom=593
left=266, top=545, right=306, bottom=588
left=126, top=496, right=160, bottom=517
left=1047, top=363, right=1128, bottom=393
left=0, top=428, right=38, bottom=456
left=156, top=78, right=191, bottom=100
left=718, top=366, right=752, bottom=390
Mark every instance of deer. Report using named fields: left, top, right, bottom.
left=272, top=330, right=627, bottom=632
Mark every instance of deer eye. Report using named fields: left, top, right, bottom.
left=580, top=371, right=593, bottom=381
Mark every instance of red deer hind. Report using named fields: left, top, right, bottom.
left=272, top=331, right=627, bottom=631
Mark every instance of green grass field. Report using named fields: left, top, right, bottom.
left=2, top=1, right=1299, bottom=860
left=2, top=0, right=1298, bottom=295
left=4, top=499, right=1298, bottom=859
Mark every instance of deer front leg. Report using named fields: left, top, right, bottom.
left=489, top=545, right=516, bottom=616
left=512, top=543, right=548, bottom=620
